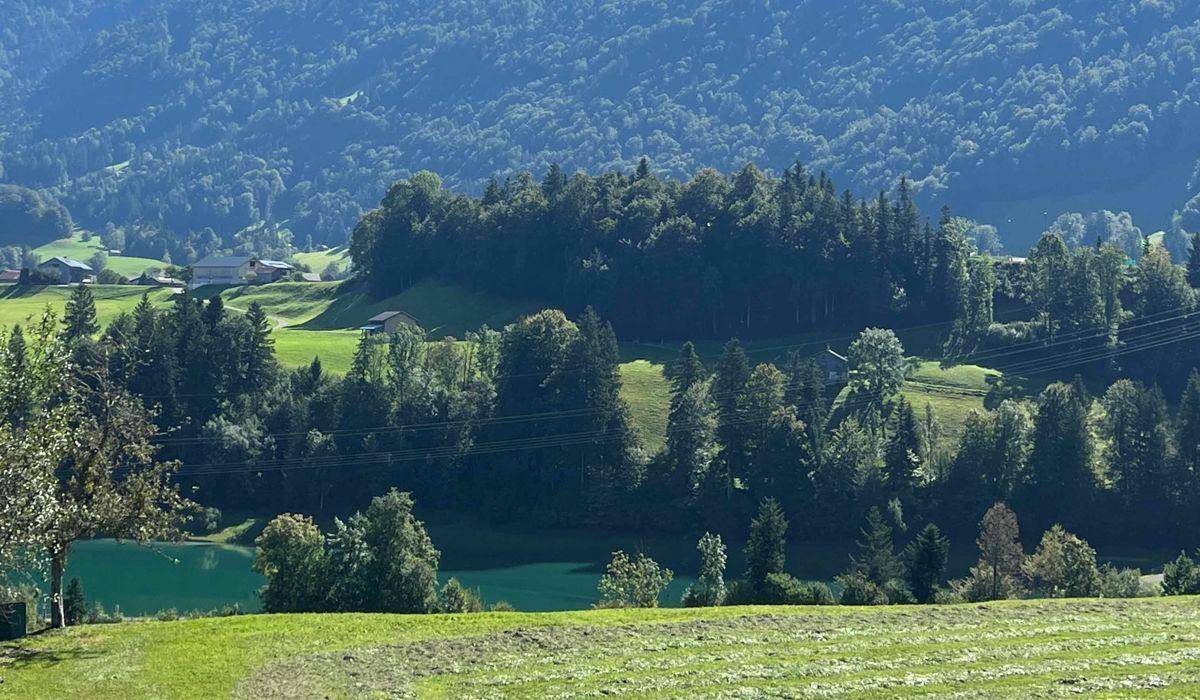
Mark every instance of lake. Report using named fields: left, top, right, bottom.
left=64, top=514, right=723, bottom=615
left=61, top=515, right=1175, bottom=617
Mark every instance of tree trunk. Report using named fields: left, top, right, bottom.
left=50, top=544, right=68, bottom=629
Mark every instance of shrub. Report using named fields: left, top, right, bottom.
left=1096, top=564, right=1148, bottom=598
left=950, top=563, right=1025, bottom=603
left=597, top=551, right=673, bottom=608
left=439, top=578, right=483, bottom=613
left=804, top=582, right=836, bottom=605
left=760, top=573, right=808, bottom=604
left=488, top=601, right=515, bottom=612
left=155, top=608, right=181, bottom=622
left=837, top=571, right=888, bottom=606
left=1161, top=551, right=1200, bottom=595
left=1025, top=525, right=1099, bottom=598
left=85, top=603, right=123, bottom=624
left=721, top=579, right=756, bottom=606
left=63, top=577, right=87, bottom=626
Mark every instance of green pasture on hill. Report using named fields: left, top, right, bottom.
left=32, top=233, right=164, bottom=279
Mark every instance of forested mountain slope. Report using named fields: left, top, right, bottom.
left=3, top=0, right=1200, bottom=255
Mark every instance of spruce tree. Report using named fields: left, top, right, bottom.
left=904, top=523, right=949, bottom=603
left=1188, top=232, right=1200, bottom=288
left=850, top=506, right=902, bottom=587
left=244, top=301, right=276, bottom=392
left=62, top=282, right=98, bottom=341
left=713, top=338, right=751, bottom=482
left=667, top=341, right=706, bottom=404
left=745, top=497, right=788, bottom=591
left=1024, top=382, right=1095, bottom=530
left=884, top=396, right=922, bottom=498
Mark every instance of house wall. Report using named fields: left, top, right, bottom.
left=191, top=264, right=250, bottom=288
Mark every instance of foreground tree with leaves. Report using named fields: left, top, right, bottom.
left=0, top=312, right=191, bottom=628
left=597, top=551, right=673, bottom=608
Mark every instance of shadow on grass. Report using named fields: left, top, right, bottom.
left=1, top=639, right=103, bottom=669
left=0, top=284, right=53, bottom=300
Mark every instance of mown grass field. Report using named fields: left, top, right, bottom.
left=32, top=233, right=164, bottom=279
left=2, top=598, right=1198, bottom=698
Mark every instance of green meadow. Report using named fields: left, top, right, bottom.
left=32, top=233, right=164, bottom=279
left=2, top=598, right=1198, bottom=698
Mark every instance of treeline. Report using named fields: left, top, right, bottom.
left=29, top=275, right=1200, bottom=552
left=351, top=165, right=994, bottom=339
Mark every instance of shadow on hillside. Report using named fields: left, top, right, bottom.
left=0, top=284, right=51, bottom=300
left=1, top=641, right=103, bottom=669
left=291, top=290, right=373, bottom=331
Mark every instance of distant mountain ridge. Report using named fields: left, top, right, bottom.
left=2, top=0, right=1200, bottom=252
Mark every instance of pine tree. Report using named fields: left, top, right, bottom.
left=884, top=396, right=922, bottom=497
left=1024, top=382, right=1095, bottom=530
left=713, top=339, right=751, bottom=485
left=62, top=282, right=98, bottom=341
left=745, top=497, right=788, bottom=591
left=565, top=307, right=638, bottom=519
left=850, top=506, right=902, bottom=587
left=1188, top=233, right=1200, bottom=288
left=904, top=523, right=949, bottom=603
left=667, top=341, right=706, bottom=404
left=244, top=301, right=276, bottom=392
left=665, top=383, right=717, bottom=499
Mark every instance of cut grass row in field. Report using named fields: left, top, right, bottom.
left=2, top=598, right=1198, bottom=698
left=32, top=233, right=164, bottom=278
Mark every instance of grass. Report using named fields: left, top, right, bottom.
left=0, top=285, right=178, bottom=328
left=618, top=360, right=671, bottom=452
left=902, top=360, right=1000, bottom=447
left=33, top=233, right=164, bottom=279
left=2, top=598, right=1198, bottom=698
left=291, top=246, right=349, bottom=274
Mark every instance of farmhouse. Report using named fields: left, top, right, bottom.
left=0, top=269, right=19, bottom=284
left=252, top=259, right=295, bottom=283
left=360, top=310, right=421, bottom=334
left=37, top=257, right=94, bottom=284
left=190, top=256, right=253, bottom=288
left=190, top=256, right=295, bottom=288
left=134, top=272, right=185, bottom=288
left=817, top=347, right=849, bottom=384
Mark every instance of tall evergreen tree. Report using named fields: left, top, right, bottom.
left=712, top=338, right=751, bottom=489
left=904, top=523, right=950, bottom=603
left=885, top=396, right=922, bottom=498
left=1024, top=382, right=1095, bottom=530
left=1188, top=232, right=1200, bottom=289
left=745, top=497, right=788, bottom=592
left=850, top=507, right=903, bottom=588
left=62, top=282, right=98, bottom=341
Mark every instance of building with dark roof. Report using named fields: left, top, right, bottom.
left=37, top=257, right=94, bottom=284
left=360, top=310, right=421, bottom=334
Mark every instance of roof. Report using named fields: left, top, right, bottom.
left=300, top=272, right=323, bottom=282
left=0, top=269, right=19, bottom=281
left=256, top=259, right=294, bottom=270
left=367, top=311, right=407, bottom=323
left=192, top=255, right=254, bottom=268
left=39, top=256, right=93, bottom=271
left=820, top=347, right=848, bottom=364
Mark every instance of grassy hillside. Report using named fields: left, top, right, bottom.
left=0, top=284, right=178, bottom=328
left=33, top=233, right=164, bottom=278
left=2, top=598, right=1198, bottom=698
left=291, top=246, right=349, bottom=275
